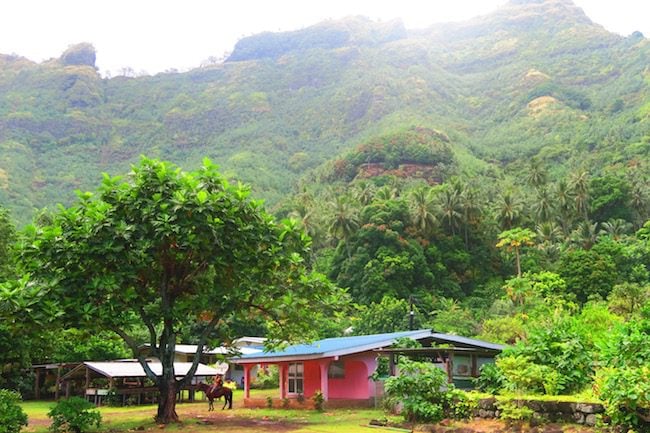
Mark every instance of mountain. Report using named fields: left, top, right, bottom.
left=0, top=0, right=648, bottom=225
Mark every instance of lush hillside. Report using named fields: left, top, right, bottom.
left=0, top=0, right=648, bottom=226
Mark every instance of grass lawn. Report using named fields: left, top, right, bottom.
left=21, top=389, right=404, bottom=433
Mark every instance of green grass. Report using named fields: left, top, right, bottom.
left=21, top=397, right=399, bottom=433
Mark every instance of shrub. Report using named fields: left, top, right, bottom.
left=496, top=355, right=549, bottom=394
left=265, top=396, right=273, bottom=408
left=312, top=390, right=325, bottom=411
left=473, top=363, right=505, bottom=394
left=496, top=400, right=534, bottom=422
left=384, top=359, right=474, bottom=423
left=595, top=366, right=650, bottom=432
left=48, top=397, right=101, bottom=433
left=596, top=307, right=650, bottom=431
left=0, top=389, right=28, bottom=433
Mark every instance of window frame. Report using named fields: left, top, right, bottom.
left=287, top=362, right=304, bottom=395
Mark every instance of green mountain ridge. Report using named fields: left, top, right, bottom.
left=0, top=0, right=648, bottom=225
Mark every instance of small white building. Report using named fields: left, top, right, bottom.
left=142, top=337, right=266, bottom=386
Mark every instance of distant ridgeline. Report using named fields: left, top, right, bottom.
left=227, top=17, right=407, bottom=61
left=322, top=127, right=455, bottom=184
left=0, top=0, right=648, bottom=225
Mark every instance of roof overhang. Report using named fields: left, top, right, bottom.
left=375, top=346, right=502, bottom=357
left=232, top=329, right=434, bottom=364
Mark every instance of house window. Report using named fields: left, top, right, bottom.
left=328, top=361, right=345, bottom=379
left=288, top=362, right=304, bottom=394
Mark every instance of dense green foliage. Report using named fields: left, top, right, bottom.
left=48, top=397, right=101, bottom=433
left=0, top=389, right=28, bottom=433
left=384, top=359, right=475, bottom=423
left=0, top=1, right=648, bottom=228
left=16, top=158, right=342, bottom=423
left=596, top=306, right=650, bottom=431
left=1, top=2, right=650, bottom=431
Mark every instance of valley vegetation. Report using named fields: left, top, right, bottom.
left=0, top=0, right=650, bottom=430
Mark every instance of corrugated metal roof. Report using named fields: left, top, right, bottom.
left=173, top=344, right=262, bottom=356
left=430, top=333, right=505, bottom=351
left=233, top=329, right=433, bottom=363
left=84, top=361, right=220, bottom=378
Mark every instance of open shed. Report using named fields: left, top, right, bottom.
left=56, top=360, right=219, bottom=405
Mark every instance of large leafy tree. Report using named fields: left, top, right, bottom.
left=20, top=158, right=339, bottom=423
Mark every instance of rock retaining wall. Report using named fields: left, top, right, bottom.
left=475, top=398, right=605, bottom=426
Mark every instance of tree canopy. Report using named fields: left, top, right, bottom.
left=19, top=157, right=341, bottom=423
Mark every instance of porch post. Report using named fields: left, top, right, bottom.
left=446, top=351, right=454, bottom=384
left=318, top=360, right=330, bottom=401
left=243, top=364, right=252, bottom=399
left=85, top=367, right=90, bottom=389
left=55, top=365, right=61, bottom=400
left=279, top=363, right=286, bottom=399
left=34, top=368, right=41, bottom=400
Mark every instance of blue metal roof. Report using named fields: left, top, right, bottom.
left=430, top=333, right=505, bottom=351
left=233, top=329, right=433, bottom=363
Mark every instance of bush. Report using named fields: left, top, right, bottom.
left=496, top=400, right=534, bottom=422
left=48, top=397, right=101, bottom=433
left=0, top=389, right=28, bottom=433
left=313, top=390, right=325, bottom=411
left=496, top=355, right=550, bottom=394
left=596, top=366, right=650, bottom=432
left=473, top=363, right=505, bottom=394
left=596, top=307, right=650, bottom=431
left=384, top=359, right=475, bottom=423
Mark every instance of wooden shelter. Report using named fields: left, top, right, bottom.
left=34, top=360, right=219, bottom=405
left=375, top=332, right=505, bottom=388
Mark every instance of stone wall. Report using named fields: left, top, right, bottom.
left=475, top=398, right=605, bottom=426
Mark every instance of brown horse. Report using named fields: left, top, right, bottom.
left=196, top=382, right=233, bottom=410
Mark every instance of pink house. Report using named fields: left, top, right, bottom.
left=231, top=329, right=433, bottom=407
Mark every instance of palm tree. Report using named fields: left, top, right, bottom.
left=328, top=195, right=359, bottom=259
left=439, top=187, right=462, bottom=236
left=554, top=179, right=575, bottom=235
left=375, top=185, right=399, bottom=202
left=454, top=182, right=482, bottom=248
left=536, top=221, right=562, bottom=262
left=409, top=186, right=438, bottom=237
left=570, top=170, right=590, bottom=222
left=496, top=191, right=523, bottom=230
left=629, top=180, right=649, bottom=228
left=526, top=158, right=548, bottom=189
left=354, top=181, right=375, bottom=206
left=536, top=221, right=561, bottom=245
left=600, top=218, right=632, bottom=240
left=532, top=187, right=554, bottom=224
left=570, top=220, right=599, bottom=250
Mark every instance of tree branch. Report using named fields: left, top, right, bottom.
left=112, top=326, right=161, bottom=386
left=137, top=306, right=158, bottom=357
left=178, top=315, right=220, bottom=388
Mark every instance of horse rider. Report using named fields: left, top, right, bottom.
left=211, top=374, right=223, bottom=394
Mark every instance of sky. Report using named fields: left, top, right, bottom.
left=0, top=0, right=648, bottom=76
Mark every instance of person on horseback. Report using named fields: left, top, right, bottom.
left=211, top=374, right=223, bottom=394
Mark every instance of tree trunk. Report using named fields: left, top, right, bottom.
left=156, top=378, right=179, bottom=423
left=156, top=317, right=179, bottom=424
left=515, top=248, right=521, bottom=277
